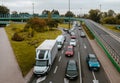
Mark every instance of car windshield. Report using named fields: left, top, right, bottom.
left=57, top=42, right=62, bottom=45
left=71, top=39, right=75, bottom=42
left=67, top=47, right=72, bottom=51
left=90, top=58, right=97, bottom=62
left=67, top=63, right=77, bottom=70
left=35, top=60, right=48, bottom=66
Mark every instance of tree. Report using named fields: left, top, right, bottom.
left=116, top=13, right=120, bottom=19
left=65, top=11, right=75, bottom=17
left=0, top=5, right=9, bottom=14
left=47, top=20, right=58, bottom=29
left=24, top=17, right=47, bottom=32
left=42, top=10, right=50, bottom=15
left=102, top=16, right=116, bottom=24
left=108, top=10, right=115, bottom=17
left=51, top=9, right=59, bottom=15
left=89, top=9, right=101, bottom=23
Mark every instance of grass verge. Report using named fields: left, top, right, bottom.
left=103, top=24, right=120, bottom=32
left=58, top=23, right=72, bottom=29
left=82, top=24, right=95, bottom=40
left=5, top=23, right=62, bottom=76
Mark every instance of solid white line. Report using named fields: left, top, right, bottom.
left=92, top=71, right=99, bottom=83
left=58, top=56, right=62, bottom=62
left=64, top=45, right=65, bottom=48
left=49, top=81, right=52, bottom=83
left=53, top=66, right=58, bottom=74
left=64, top=78, right=69, bottom=83
left=92, top=71, right=96, bottom=80
left=78, top=52, right=82, bottom=83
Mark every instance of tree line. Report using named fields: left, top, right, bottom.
left=1, top=5, right=120, bottom=24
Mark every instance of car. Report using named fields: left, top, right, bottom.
left=65, top=60, right=79, bottom=80
left=78, top=27, right=82, bottom=30
left=86, top=54, right=100, bottom=71
left=80, top=32, right=86, bottom=38
left=70, top=32, right=75, bottom=36
left=70, top=39, right=76, bottom=46
left=70, top=35, right=76, bottom=39
left=65, top=46, right=74, bottom=57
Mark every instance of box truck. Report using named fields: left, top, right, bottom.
left=33, top=40, right=58, bottom=75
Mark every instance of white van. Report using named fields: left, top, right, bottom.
left=56, top=35, right=65, bottom=49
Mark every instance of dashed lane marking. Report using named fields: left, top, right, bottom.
left=53, top=66, right=58, bottom=74
left=36, top=76, right=46, bottom=83
left=58, top=56, right=62, bottom=62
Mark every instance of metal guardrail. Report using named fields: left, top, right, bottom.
left=85, top=21, right=120, bottom=72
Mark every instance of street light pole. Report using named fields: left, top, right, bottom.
left=68, top=0, right=70, bottom=29
left=32, top=3, right=34, bottom=17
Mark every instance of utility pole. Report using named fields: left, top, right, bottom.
left=32, top=3, right=34, bottom=17
left=99, top=4, right=101, bottom=11
left=68, top=0, right=70, bottom=29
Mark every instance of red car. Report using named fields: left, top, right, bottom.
left=65, top=46, right=74, bottom=57
left=70, top=35, right=76, bottom=39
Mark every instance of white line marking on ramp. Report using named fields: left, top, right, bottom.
left=36, top=76, right=46, bottom=83
left=53, top=66, right=58, bottom=74
left=92, top=71, right=99, bottom=83
left=49, top=81, right=52, bottom=83
left=64, top=78, right=69, bottom=83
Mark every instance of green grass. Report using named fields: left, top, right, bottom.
left=82, top=25, right=95, bottom=40
left=58, top=23, right=72, bottom=29
left=5, top=23, right=62, bottom=76
left=103, top=24, right=120, bottom=32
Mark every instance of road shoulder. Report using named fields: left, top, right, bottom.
left=89, top=39, right=120, bottom=83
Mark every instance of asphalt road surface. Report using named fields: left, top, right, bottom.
left=85, top=20, right=120, bottom=58
left=29, top=24, right=110, bottom=83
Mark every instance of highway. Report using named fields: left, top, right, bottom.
left=85, top=20, right=120, bottom=63
left=30, top=24, right=110, bottom=83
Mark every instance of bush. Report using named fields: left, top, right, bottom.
left=12, top=32, right=24, bottom=41
left=24, top=17, right=47, bottom=32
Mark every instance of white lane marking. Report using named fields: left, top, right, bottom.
left=64, top=78, right=69, bottom=83
left=92, top=71, right=99, bottom=83
left=92, top=71, right=96, bottom=80
left=64, top=45, right=65, bottom=48
left=58, top=56, right=62, bottom=62
left=78, top=52, right=82, bottom=83
left=49, top=81, right=52, bottom=83
left=62, top=50, right=64, bottom=54
left=36, top=76, right=46, bottom=83
left=83, top=43, right=87, bottom=49
left=53, top=66, right=58, bottom=74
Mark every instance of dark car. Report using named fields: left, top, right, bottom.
left=65, top=60, right=79, bottom=80
left=86, top=54, right=100, bottom=71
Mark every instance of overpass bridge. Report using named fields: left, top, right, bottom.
left=0, top=14, right=82, bottom=25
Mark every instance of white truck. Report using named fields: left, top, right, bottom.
left=56, top=35, right=65, bottom=49
left=33, top=40, right=58, bottom=75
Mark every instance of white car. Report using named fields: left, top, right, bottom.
left=70, top=39, right=76, bottom=46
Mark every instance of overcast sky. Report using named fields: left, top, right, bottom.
left=1, top=0, right=120, bottom=15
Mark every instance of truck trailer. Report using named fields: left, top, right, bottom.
left=33, top=40, right=58, bottom=75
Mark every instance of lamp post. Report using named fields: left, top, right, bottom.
left=68, top=0, right=70, bottom=29
left=32, top=3, right=34, bottom=17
